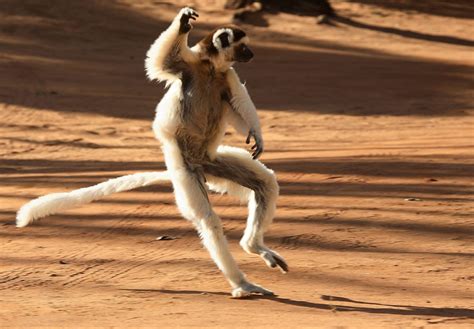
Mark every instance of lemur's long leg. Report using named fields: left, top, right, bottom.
left=162, top=141, right=274, bottom=297
left=145, top=7, right=198, bottom=82
left=203, top=146, right=288, bottom=273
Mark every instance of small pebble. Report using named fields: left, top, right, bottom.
left=156, top=235, right=177, bottom=241
left=316, top=14, right=330, bottom=25
left=404, top=198, right=422, bottom=202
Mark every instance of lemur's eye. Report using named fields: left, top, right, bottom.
left=236, top=44, right=248, bottom=52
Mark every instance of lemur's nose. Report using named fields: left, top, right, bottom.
left=241, top=47, right=253, bottom=62
left=246, top=48, right=254, bottom=60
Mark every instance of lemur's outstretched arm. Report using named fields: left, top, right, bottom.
left=226, top=68, right=263, bottom=159
left=145, top=7, right=198, bottom=83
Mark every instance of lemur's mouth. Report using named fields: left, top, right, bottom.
left=237, top=56, right=253, bottom=63
left=236, top=51, right=254, bottom=63
left=235, top=44, right=254, bottom=63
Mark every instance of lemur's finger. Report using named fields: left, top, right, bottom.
left=252, top=147, right=262, bottom=159
left=251, top=144, right=258, bottom=150
left=246, top=134, right=251, bottom=144
left=181, top=8, right=198, bottom=21
left=187, top=9, right=199, bottom=17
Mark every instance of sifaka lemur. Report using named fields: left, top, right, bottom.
left=16, top=7, right=287, bottom=298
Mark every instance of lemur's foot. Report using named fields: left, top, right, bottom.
left=232, top=281, right=274, bottom=298
left=260, top=248, right=289, bottom=273
left=240, top=241, right=289, bottom=273
left=178, top=7, right=199, bottom=33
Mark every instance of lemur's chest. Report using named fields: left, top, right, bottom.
left=179, top=67, right=229, bottom=131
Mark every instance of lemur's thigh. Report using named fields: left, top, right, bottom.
left=203, top=146, right=278, bottom=209
left=171, top=167, right=211, bottom=222
left=203, top=146, right=278, bottom=236
left=160, top=141, right=211, bottom=221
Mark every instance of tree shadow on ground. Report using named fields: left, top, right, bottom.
left=1, top=154, right=472, bottom=176
left=346, top=0, right=474, bottom=19
left=0, top=0, right=472, bottom=118
left=1, top=156, right=472, bottom=203
left=1, top=208, right=473, bottom=257
left=332, top=16, right=474, bottom=47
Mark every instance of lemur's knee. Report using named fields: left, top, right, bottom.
left=253, top=168, right=279, bottom=205
left=265, top=170, right=279, bottom=199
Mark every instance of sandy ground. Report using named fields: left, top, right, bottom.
left=1, top=0, right=473, bottom=328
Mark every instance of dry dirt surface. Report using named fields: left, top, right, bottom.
left=1, top=0, right=473, bottom=328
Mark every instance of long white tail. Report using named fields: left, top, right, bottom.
left=16, top=171, right=170, bottom=228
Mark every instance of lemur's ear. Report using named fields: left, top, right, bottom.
left=212, top=28, right=234, bottom=50
left=218, top=32, right=230, bottom=48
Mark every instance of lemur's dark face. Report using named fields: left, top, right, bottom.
left=233, top=43, right=253, bottom=63
left=204, top=26, right=253, bottom=67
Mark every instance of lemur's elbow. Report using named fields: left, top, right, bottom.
left=145, top=60, right=158, bottom=81
left=144, top=32, right=178, bottom=82
left=145, top=56, right=180, bottom=84
left=144, top=46, right=161, bottom=81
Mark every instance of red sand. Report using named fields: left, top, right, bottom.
left=1, top=1, right=473, bottom=328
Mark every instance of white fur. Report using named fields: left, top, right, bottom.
left=212, top=28, right=234, bottom=50
left=145, top=7, right=197, bottom=84
left=226, top=68, right=261, bottom=136
left=16, top=8, right=286, bottom=298
left=226, top=68, right=263, bottom=151
left=16, top=172, right=169, bottom=228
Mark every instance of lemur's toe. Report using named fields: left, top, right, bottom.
left=274, top=254, right=289, bottom=273
left=261, top=250, right=277, bottom=268
left=231, top=282, right=274, bottom=298
left=261, top=250, right=289, bottom=273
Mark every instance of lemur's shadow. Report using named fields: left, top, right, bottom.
left=122, top=289, right=474, bottom=319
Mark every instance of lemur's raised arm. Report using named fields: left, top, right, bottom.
left=145, top=7, right=198, bottom=83
left=226, top=68, right=263, bottom=159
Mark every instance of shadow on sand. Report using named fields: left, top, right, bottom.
left=0, top=0, right=472, bottom=119
left=124, top=289, right=474, bottom=319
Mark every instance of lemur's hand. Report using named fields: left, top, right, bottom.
left=178, top=7, right=198, bottom=34
left=246, top=129, right=263, bottom=160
